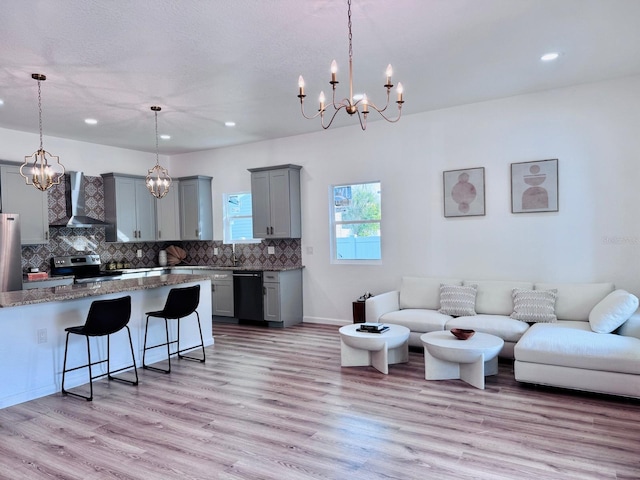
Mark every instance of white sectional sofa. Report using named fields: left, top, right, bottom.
left=365, top=276, right=640, bottom=398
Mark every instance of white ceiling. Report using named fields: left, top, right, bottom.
left=1, top=0, right=640, bottom=155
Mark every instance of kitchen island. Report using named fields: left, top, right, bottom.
left=0, top=274, right=213, bottom=408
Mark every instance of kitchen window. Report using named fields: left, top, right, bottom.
left=330, top=181, right=382, bottom=263
left=223, top=192, right=259, bottom=244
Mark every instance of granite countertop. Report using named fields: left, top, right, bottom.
left=1, top=274, right=211, bottom=308
left=120, top=265, right=305, bottom=273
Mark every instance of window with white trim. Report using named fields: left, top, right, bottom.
left=223, top=192, right=259, bottom=244
left=330, top=181, right=382, bottom=262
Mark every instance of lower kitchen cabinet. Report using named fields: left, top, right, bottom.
left=263, top=269, right=302, bottom=326
left=195, top=270, right=234, bottom=317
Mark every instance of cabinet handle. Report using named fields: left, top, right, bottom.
left=263, top=286, right=266, bottom=295
left=158, top=230, right=161, bottom=239
left=212, top=284, right=215, bottom=292
left=45, top=231, right=49, bottom=240
left=266, top=227, right=269, bottom=235
left=270, top=226, right=274, bottom=235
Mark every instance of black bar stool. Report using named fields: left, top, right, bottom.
left=142, top=285, right=205, bottom=373
left=62, top=295, right=139, bottom=401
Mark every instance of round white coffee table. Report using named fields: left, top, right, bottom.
left=420, top=331, right=504, bottom=389
left=339, top=324, right=410, bottom=374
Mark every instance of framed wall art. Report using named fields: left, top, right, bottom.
left=443, top=167, right=485, bottom=217
left=511, top=159, right=558, bottom=213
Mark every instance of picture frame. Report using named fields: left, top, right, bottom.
left=511, top=159, right=558, bottom=213
left=443, top=167, right=485, bottom=217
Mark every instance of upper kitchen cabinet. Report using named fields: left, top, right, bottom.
left=249, top=164, right=301, bottom=239
left=102, top=173, right=157, bottom=242
left=179, top=176, right=213, bottom=241
left=0, top=164, right=49, bottom=244
left=156, top=179, right=181, bottom=241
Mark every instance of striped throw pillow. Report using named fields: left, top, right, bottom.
left=438, top=284, right=477, bottom=317
left=511, top=288, right=557, bottom=323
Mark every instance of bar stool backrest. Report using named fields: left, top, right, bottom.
left=83, top=296, right=132, bottom=336
left=162, top=285, right=200, bottom=319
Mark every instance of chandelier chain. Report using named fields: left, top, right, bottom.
left=154, top=110, right=160, bottom=165
left=347, top=0, right=353, bottom=61
left=37, top=79, right=43, bottom=151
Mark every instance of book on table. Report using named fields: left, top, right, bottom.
left=357, top=323, right=389, bottom=333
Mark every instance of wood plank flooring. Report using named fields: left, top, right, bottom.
left=1, top=322, right=639, bottom=479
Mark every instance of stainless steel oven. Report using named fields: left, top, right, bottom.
left=51, top=255, right=123, bottom=284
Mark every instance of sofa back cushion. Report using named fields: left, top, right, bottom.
left=400, top=277, right=462, bottom=310
left=534, top=282, right=615, bottom=321
left=464, top=280, right=534, bottom=315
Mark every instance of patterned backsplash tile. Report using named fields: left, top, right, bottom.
left=21, top=174, right=302, bottom=273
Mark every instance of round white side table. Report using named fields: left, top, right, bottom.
left=420, top=331, right=504, bottom=389
left=339, top=324, right=410, bottom=374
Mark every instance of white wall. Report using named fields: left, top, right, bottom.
left=171, top=75, right=640, bottom=324
left=0, top=127, right=168, bottom=176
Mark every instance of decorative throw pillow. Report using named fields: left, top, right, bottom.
left=589, top=289, right=639, bottom=334
left=511, top=288, right=557, bottom=323
left=438, top=284, right=477, bottom=317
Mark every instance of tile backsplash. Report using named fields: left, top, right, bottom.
left=21, top=174, right=302, bottom=273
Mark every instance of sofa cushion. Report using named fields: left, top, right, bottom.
left=534, top=282, right=615, bottom=321
left=438, top=284, right=477, bottom=316
left=511, top=288, right=557, bottom=323
left=380, top=309, right=451, bottom=333
left=464, top=280, right=534, bottom=315
left=589, top=289, right=639, bottom=334
left=446, top=314, right=530, bottom=343
left=514, top=321, right=640, bottom=375
left=399, top=277, right=462, bottom=310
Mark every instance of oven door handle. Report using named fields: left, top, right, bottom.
left=232, top=273, right=262, bottom=278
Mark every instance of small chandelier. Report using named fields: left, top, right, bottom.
left=146, top=106, right=172, bottom=199
left=20, top=73, right=65, bottom=192
left=297, top=0, right=404, bottom=130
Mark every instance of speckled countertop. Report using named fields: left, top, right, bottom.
left=1, top=274, right=211, bottom=308
left=22, top=265, right=305, bottom=285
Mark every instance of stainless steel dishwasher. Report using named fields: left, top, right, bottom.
left=233, top=271, right=264, bottom=321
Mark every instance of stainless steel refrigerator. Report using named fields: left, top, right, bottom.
left=0, top=213, right=23, bottom=292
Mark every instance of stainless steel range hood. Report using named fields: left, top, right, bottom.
left=49, top=171, right=111, bottom=228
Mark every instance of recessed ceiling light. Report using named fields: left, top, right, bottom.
left=84, top=118, right=98, bottom=125
left=224, top=121, right=236, bottom=127
left=160, top=134, right=171, bottom=140
left=0, top=99, right=4, bottom=106
left=541, top=52, right=560, bottom=62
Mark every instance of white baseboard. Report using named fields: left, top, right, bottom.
left=303, top=316, right=350, bottom=326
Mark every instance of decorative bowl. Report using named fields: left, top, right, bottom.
left=450, top=328, right=475, bottom=340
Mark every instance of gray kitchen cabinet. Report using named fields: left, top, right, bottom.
left=179, top=176, right=213, bottom=241
left=199, top=270, right=234, bottom=317
left=249, top=164, right=301, bottom=239
left=102, top=173, right=157, bottom=242
left=0, top=165, right=49, bottom=245
left=156, top=178, right=181, bottom=241
left=263, top=269, right=303, bottom=326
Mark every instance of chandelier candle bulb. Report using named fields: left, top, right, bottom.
left=386, top=64, right=393, bottom=86
left=397, top=82, right=404, bottom=103
left=319, top=91, right=325, bottom=111
left=298, top=76, right=305, bottom=96
left=331, top=60, right=338, bottom=83
left=362, top=94, right=369, bottom=113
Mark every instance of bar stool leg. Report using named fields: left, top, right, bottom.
left=177, top=312, right=206, bottom=363
left=142, top=315, right=172, bottom=374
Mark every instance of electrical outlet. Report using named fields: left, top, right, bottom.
left=306, top=246, right=314, bottom=255
left=214, top=247, right=219, bottom=255
left=137, top=249, right=143, bottom=258
left=37, top=328, right=47, bottom=344
left=268, top=246, right=275, bottom=255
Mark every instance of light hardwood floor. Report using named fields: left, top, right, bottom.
left=1, top=322, right=639, bottom=480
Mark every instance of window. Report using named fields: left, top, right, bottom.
left=223, top=192, right=259, bottom=244
left=331, top=181, right=382, bottom=262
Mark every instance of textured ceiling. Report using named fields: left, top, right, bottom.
left=1, top=0, right=640, bottom=155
